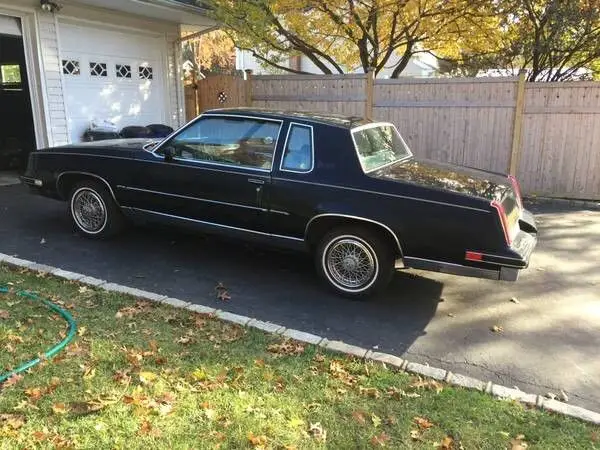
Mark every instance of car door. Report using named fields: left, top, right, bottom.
left=125, top=114, right=283, bottom=232
left=265, top=122, right=317, bottom=239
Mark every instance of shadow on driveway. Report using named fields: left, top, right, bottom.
left=0, top=184, right=441, bottom=355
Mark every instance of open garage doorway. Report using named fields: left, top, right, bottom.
left=0, top=15, right=35, bottom=175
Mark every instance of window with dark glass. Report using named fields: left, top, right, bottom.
left=160, top=116, right=281, bottom=170
left=116, top=64, right=131, bottom=78
left=90, top=62, right=107, bottom=77
left=62, top=60, right=80, bottom=75
left=281, top=124, right=313, bottom=172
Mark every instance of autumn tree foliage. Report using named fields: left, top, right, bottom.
left=206, top=0, right=488, bottom=78
left=436, top=0, right=600, bottom=81
left=182, top=29, right=236, bottom=76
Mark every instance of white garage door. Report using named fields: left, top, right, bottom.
left=59, top=23, right=166, bottom=143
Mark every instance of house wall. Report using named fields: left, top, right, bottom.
left=235, top=49, right=439, bottom=78
left=0, top=1, right=185, bottom=148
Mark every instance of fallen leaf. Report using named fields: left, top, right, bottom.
left=510, top=297, right=520, bottom=304
left=370, top=432, right=391, bottom=447
left=215, top=283, right=231, bottom=301
left=77, top=326, right=87, bottom=336
left=414, top=416, right=434, bottom=429
left=0, top=414, right=25, bottom=430
left=409, top=378, right=443, bottom=393
left=491, top=325, right=504, bottom=333
left=267, top=340, right=305, bottom=356
left=510, top=434, right=528, bottom=450
left=309, top=422, right=327, bottom=442
left=352, top=410, right=367, bottom=425
left=25, top=387, right=44, bottom=402
left=0, top=310, right=9, bottom=319
left=139, top=371, right=159, bottom=385
left=248, top=432, right=268, bottom=448
left=2, top=373, right=23, bottom=387
left=52, top=403, right=68, bottom=415
left=371, top=413, right=382, bottom=428
left=78, top=286, right=88, bottom=294
left=410, top=429, right=421, bottom=441
left=175, top=335, right=194, bottom=345
left=440, top=435, right=454, bottom=449
left=40, top=238, right=46, bottom=244
left=559, top=390, right=569, bottom=402
left=32, top=430, right=50, bottom=441
left=68, top=401, right=105, bottom=416
left=447, top=313, right=455, bottom=318
left=138, top=419, right=161, bottom=437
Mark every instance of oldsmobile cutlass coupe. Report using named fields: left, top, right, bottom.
left=22, top=108, right=537, bottom=298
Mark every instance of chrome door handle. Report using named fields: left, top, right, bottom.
left=247, top=178, right=265, bottom=185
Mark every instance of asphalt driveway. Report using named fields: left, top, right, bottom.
left=1, top=183, right=599, bottom=411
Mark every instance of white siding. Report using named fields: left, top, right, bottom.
left=37, top=13, right=69, bottom=146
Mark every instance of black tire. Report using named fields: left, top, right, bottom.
left=315, top=226, right=395, bottom=299
left=69, top=180, right=124, bottom=239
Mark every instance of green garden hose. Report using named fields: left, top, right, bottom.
left=0, top=286, right=77, bottom=383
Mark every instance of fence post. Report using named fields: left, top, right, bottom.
left=509, top=70, right=527, bottom=176
left=244, top=69, right=253, bottom=107
left=365, top=69, right=374, bottom=120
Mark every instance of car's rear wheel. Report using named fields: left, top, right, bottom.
left=69, top=180, right=123, bottom=239
left=315, top=226, right=395, bottom=299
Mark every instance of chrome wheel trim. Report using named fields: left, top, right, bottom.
left=71, top=187, right=108, bottom=234
left=322, top=235, right=379, bottom=293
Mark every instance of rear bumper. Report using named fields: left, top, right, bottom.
left=402, top=208, right=538, bottom=282
left=402, top=257, right=523, bottom=281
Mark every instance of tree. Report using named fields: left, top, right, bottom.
left=205, top=0, right=488, bottom=78
left=436, top=0, right=600, bottom=81
left=181, top=29, right=236, bottom=77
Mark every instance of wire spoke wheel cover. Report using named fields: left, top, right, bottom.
left=71, top=188, right=107, bottom=234
left=323, top=236, right=378, bottom=292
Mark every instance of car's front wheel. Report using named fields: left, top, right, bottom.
left=316, top=226, right=395, bottom=299
left=69, top=180, right=123, bottom=239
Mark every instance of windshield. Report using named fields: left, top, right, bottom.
left=351, top=123, right=412, bottom=173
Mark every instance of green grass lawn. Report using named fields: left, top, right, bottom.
left=0, top=264, right=598, bottom=449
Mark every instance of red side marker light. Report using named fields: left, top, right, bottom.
left=465, top=251, right=483, bottom=262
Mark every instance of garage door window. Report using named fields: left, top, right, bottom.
left=139, top=66, right=153, bottom=80
left=116, top=64, right=131, bottom=78
left=90, top=62, right=107, bottom=77
left=62, top=60, right=80, bottom=75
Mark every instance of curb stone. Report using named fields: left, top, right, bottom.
left=1, top=252, right=599, bottom=426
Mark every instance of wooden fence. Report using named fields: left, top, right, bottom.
left=187, top=73, right=600, bottom=200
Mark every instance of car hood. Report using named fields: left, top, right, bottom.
left=51, top=138, right=158, bottom=152
left=371, top=158, right=511, bottom=202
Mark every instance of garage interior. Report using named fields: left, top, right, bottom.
left=0, top=16, right=35, bottom=174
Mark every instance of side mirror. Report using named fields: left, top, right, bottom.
left=163, top=146, right=174, bottom=162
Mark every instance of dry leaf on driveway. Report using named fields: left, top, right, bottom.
left=491, top=325, right=504, bottom=333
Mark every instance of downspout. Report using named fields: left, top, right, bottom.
left=172, top=25, right=220, bottom=126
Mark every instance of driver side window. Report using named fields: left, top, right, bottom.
left=160, top=116, right=281, bottom=170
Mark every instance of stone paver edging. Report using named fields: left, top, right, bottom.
left=1, top=252, right=599, bottom=425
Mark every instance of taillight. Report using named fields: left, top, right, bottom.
left=491, top=200, right=512, bottom=245
left=508, top=175, right=523, bottom=209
